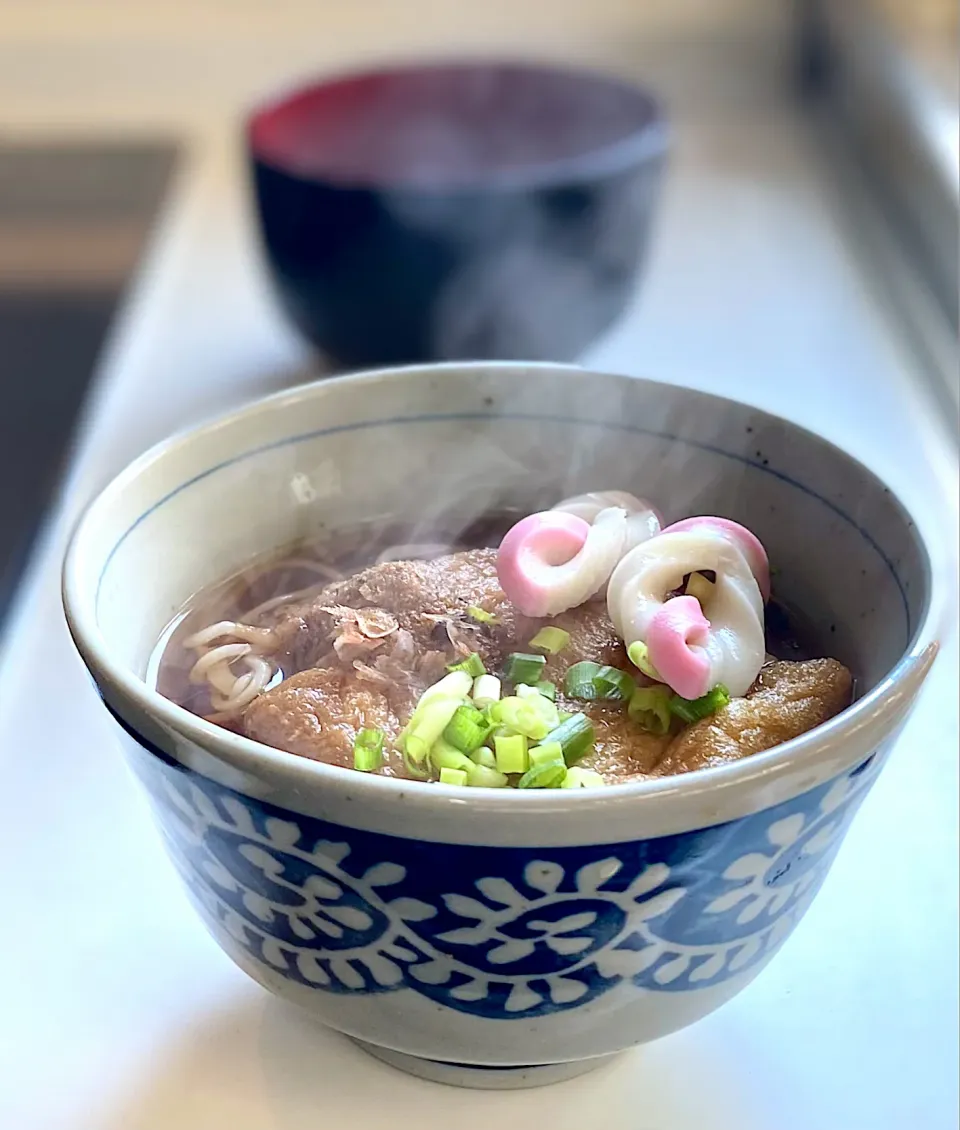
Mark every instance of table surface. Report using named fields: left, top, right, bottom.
left=0, top=45, right=957, bottom=1130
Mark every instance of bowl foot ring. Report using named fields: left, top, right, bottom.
left=350, top=1039, right=619, bottom=1090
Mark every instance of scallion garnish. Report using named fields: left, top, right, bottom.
left=467, top=605, right=497, bottom=624
left=430, top=740, right=475, bottom=773
left=514, top=684, right=561, bottom=726
left=528, top=626, right=570, bottom=655
left=400, top=697, right=463, bottom=763
left=494, top=733, right=529, bottom=774
left=563, top=660, right=602, bottom=700
left=535, top=680, right=556, bottom=700
left=517, top=759, right=567, bottom=789
left=443, top=703, right=491, bottom=753
left=628, top=685, right=673, bottom=735
left=467, top=763, right=509, bottom=788
left=439, top=767, right=469, bottom=787
left=528, top=740, right=563, bottom=767
left=447, top=652, right=485, bottom=678
left=627, top=640, right=662, bottom=681
left=472, top=674, right=501, bottom=708
left=669, top=684, right=730, bottom=724
left=541, top=712, right=595, bottom=766
left=402, top=749, right=430, bottom=779
left=502, top=652, right=547, bottom=685
left=562, top=662, right=633, bottom=701
left=471, top=747, right=498, bottom=770
left=419, top=670, right=473, bottom=704
left=561, top=767, right=605, bottom=789
left=489, top=697, right=552, bottom=741
left=593, top=665, right=636, bottom=702
left=353, top=728, right=384, bottom=772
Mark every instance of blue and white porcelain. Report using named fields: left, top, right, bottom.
left=63, top=363, right=940, bottom=1089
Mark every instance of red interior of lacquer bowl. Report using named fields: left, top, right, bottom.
left=247, top=62, right=663, bottom=188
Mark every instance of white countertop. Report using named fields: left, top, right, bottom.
left=0, top=41, right=957, bottom=1130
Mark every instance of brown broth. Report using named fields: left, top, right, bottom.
left=151, top=514, right=520, bottom=722
left=152, top=513, right=814, bottom=731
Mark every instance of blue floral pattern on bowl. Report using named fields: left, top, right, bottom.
left=134, top=743, right=880, bottom=1021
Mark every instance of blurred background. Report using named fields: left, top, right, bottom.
left=0, top=8, right=957, bottom=1129
left=0, top=0, right=957, bottom=628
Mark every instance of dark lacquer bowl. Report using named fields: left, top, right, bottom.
left=246, top=61, right=669, bottom=368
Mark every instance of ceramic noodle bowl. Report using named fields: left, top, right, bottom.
left=62, top=364, right=940, bottom=1090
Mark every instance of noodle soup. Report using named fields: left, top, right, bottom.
left=153, top=500, right=852, bottom=787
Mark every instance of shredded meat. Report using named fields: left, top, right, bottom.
left=267, top=550, right=512, bottom=673
left=242, top=549, right=853, bottom=781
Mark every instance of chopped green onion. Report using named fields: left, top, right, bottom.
left=402, top=750, right=430, bottom=779
left=563, top=660, right=603, bottom=700
left=669, top=684, right=731, bottom=724
left=627, top=640, right=662, bottom=682
left=559, top=710, right=573, bottom=723
left=517, top=759, right=567, bottom=789
left=353, top=728, right=384, bottom=772
left=514, top=684, right=561, bottom=725
left=489, top=697, right=551, bottom=741
left=685, top=572, right=715, bottom=605
left=542, top=712, right=595, bottom=766
left=443, top=703, right=491, bottom=753
left=401, top=698, right=463, bottom=763
left=472, top=674, right=502, bottom=708
left=502, top=652, right=547, bottom=685
left=467, top=763, right=509, bottom=788
left=447, top=652, right=485, bottom=678
left=628, top=685, right=673, bottom=735
left=535, top=680, right=556, bottom=700
left=419, top=670, right=473, bottom=705
left=494, top=733, right=529, bottom=774
left=528, top=741, right=563, bottom=767
left=471, top=747, right=498, bottom=769
left=439, top=767, right=469, bottom=787
left=528, top=626, right=570, bottom=654
left=565, top=661, right=634, bottom=702
left=430, top=741, right=475, bottom=773
left=593, top=665, right=636, bottom=702
left=536, top=700, right=561, bottom=729
left=467, top=605, right=497, bottom=624
left=561, top=767, right=605, bottom=789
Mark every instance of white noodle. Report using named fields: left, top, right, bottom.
left=188, top=643, right=251, bottom=684
left=208, top=661, right=245, bottom=697
left=182, top=542, right=449, bottom=720
left=208, top=656, right=277, bottom=715
left=184, top=620, right=277, bottom=649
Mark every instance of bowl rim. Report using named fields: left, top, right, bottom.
left=62, top=362, right=940, bottom=819
left=243, top=56, right=670, bottom=192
